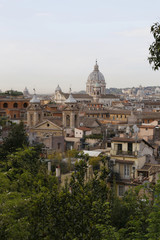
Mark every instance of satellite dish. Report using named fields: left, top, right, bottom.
left=80, top=122, right=83, bottom=127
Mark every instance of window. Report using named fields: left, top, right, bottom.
left=128, top=143, right=132, bottom=153
left=3, top=103, right=8, bottom=108
left=13, top=103, right=18, bottom=108
left=124, top=164, right=130, bottom=178
left=23, top=103, right=28, bottom=108
left=13, top=114, right=16, bottom=119
left=58, top=143, right=61, bottom=150
left=107, top=142, right=111, bottom=148
left=118, top=144, right=122, bottom=151
left=119, top=185, right=125, bottom=196
left=146, top=128, right=148, bottom=131
left=47, top=123, right=50, bottom=127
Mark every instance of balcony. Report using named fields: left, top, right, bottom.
left=116, top=150, right=136, bottom=156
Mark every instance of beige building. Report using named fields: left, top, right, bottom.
left=108, top=137, right=154, bottom=196
left=54, top=85, right=92, bottom=104
left=27, top=94, right=64, bottom=151
left=138, top=125, right=155, bottom=142
left=74, top=127, right=92, bottom=138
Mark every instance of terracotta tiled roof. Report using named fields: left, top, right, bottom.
left=76, top=127, right=91, bottom=131
left=139, top=125, right=155, bottom=129
left=48, top=118, right=63, bottom=127
left=107, top=109, right=131, bottom=114
left=79, top=117, right=101, bottom=128
left=111, top=137, right=141, bottom=143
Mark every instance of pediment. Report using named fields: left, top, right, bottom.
left=34, top=120, right=62, bottom=130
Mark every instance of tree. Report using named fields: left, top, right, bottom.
left=146, top=182, right=160, bottom=240
left=2, top=122, right=28, bottom=155
left=148, top=22, right=160, bottom=70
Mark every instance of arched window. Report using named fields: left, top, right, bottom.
left=13, top=103, right=18, bottom=108
left=23, top=102, right=28, bottom=108
left=3, top=103, right=8, bottom=108
left=66, top=115, right=70, bottom=127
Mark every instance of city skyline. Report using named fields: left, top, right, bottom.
left=0, top=0, right=160, bottom=94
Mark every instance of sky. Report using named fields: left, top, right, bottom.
left=0, top=0, right=160, bottom=94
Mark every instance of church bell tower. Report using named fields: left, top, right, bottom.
left=27, top=91, right=43, bottom=127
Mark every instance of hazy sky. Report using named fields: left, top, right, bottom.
left=0, top=0, right=160, bottom=94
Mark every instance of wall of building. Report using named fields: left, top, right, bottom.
left=138, top=127, right=154, bottom=141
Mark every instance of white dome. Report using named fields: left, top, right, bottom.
left=155, top=87, right=160, bottom=94
left=30, top=94, right=40, bottom=103
left=55, top=84, right=62, bottom=92
left=86, top=61, right=106, bottom=96
left=87, top=62, right=105, bottom=85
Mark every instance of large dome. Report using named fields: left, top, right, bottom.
left=86, top=61, right=106, bottom=96
left=55, top=84, right=62, bottom=92
left=87, top=62, right=105, bottom=84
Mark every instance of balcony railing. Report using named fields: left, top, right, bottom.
left=116, top=150, right=136, bottom=156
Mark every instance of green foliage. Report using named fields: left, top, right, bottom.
left=146, top=181, right=160, bottom=240
left=148, top=22, right=160, bottom=70
left=89, top=156, right=101, bottom=170
left=85, top=134, right=103, bottom=139
left=2, top=122, right=28, bottom=155
left=4, top=89, right=23, bottom=96
left=66, top=148, right=79, bottom=158
left=0, top=145, right=160, bottom=239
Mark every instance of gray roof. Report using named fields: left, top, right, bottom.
left=30, top=94, right=40, bottom=103
left=79, top=117, right=101, bottom=128
left=62, top=92, right=92, bottom=99
left=65, top=94, right=77, bottom=103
